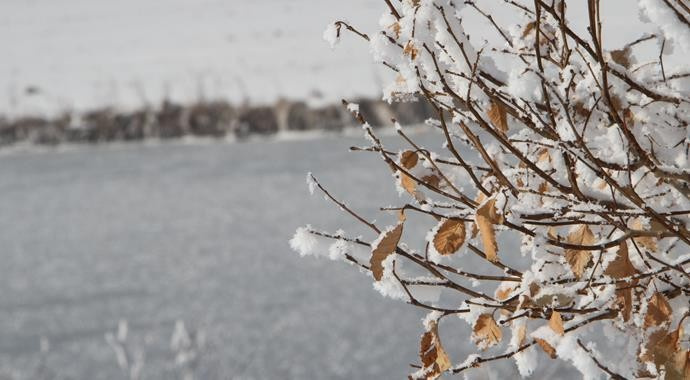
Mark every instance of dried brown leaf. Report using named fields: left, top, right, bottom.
left=403, top=40, right=418, bottom=60
left=615, top=287, right=634, bottom=322
left=565, top=249, right=591, bottom=279
left=401, top=172, right=417, bottom=195
left=574, top=101, right=589, bottom=117
left=536, top=338, right=557, bottom=359
left=644, top=292, right=672, bottom=329
left=472, top=314, right=502, bottom=350
left=604, top=241, right=637, bottom=279
left=631, top=217, right=659, bottom=252
left=389, top=22, right=402, bottom=39
left=547, top=227, right=558, bottom=240
left=610, top=47, right=632, bottom=68
left=623, top=108, right=635, bottom=128
left=549, top=311, right=564, bottom=336
left=370, top=223, right=403, bottom=281
left=421, top=174, right=441, bottom=189
left=537, top=148, right=551, bottom=164
left=564, top=225, right=595, bottom=278
left=521, top=21, right=536, bottom=38
left=419, top=321, right=451, bottom=379
left=433, top=219, right=466, bottom=255
left=641, top=325, right=688, bottom=379
left=475, top=199, right=500, bottom=262
left=516, top=177, right=525, bottom=188
left=495, top=284, right=516, bottom=301
left=487, top=101, right=508, bottom=134
left=529, top=282, right=541, bottom=297
left=401, top=150, right=419, bottom=169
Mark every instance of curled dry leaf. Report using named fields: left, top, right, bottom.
left=475, top=198, right=501, bottom=262
left=623, top=107, right=635, bottom=128
left=631, top=217, right=660, bottom=252
left=537, top=148, right=551, bottom=164
left=370, top=223, right=403, bottom=281
left=433, top=219, right=466, bottom=255
left=399, top=150, right=421, bottom=199
left=389, top=21, right=402, bottom=39
left=403, top=40, right=418, bottom=60
left=421, top=174, right=441, bottom=189
left=397, top=151, right=443, bottom=203
left=495, top=283, right=517, bottom=301
left=573, top=101, right=589, bottom=117
left=536, top=338, right=557, bottom=359
left=417, top=321, right=451, bottom=380
left=549, top=311, right=564, bottom=336
left=615, top=287, right=634, bottom=322
left=605, top=242, right=637, bottom=321
left=401, top=172, right=418, bottom=196
left=547, top=227, right=558, bottom=240
left=472, top=314, right=503, bottom=350
left=487, top=100, right=508, bottom=134
left=604, top=241, right=636, bottom=279
left=641, top=324, right=689, bottom=380
left=400, top=150, right=419, bottom=169
left=644, top=292, right=672, bottom=329
left=529, top=282, right=541, bottom=297
left=610, top=47, right=632, bottom=68
left=564, top=225, right=595, bottom=279
left=521, top=21, right=536, bottom=37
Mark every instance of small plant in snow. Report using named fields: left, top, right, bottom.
left=293, top=0, right=689, bottom=378
left=105, top=320, right=144, bottom=380
left=170, top=320, right=206, bottom=380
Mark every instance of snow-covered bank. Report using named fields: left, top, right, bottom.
left=0, top=97, right=434, bottom=148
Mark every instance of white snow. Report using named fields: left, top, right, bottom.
left=290, top=225, right=331, bottom=258
left=0, top=0, right=386, bottom=118
left=323, top=22, right=341, bottom=48
left=306, top=172, right=317, bottom=195
left=514, top=346, right=538, bottom=377
left=639, top=0, right=690, bottom=54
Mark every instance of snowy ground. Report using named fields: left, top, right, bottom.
left=0, top=0, right=385, bottom=118
left=0, top=0, right=657, bottom=119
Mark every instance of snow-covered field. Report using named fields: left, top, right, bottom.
left=0, top=0, right=655, bottom=119
left=0, top=0, right=385, bottom=118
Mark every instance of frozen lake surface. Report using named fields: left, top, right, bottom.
left=0, top=132, right=436, bottom=380
left=0, top=133, right=579, bottom=379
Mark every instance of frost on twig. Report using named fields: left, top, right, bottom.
left=297, top=0, right=690, bottom=378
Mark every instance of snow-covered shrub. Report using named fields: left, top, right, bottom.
left=293, top=1, right=689, bottom=378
